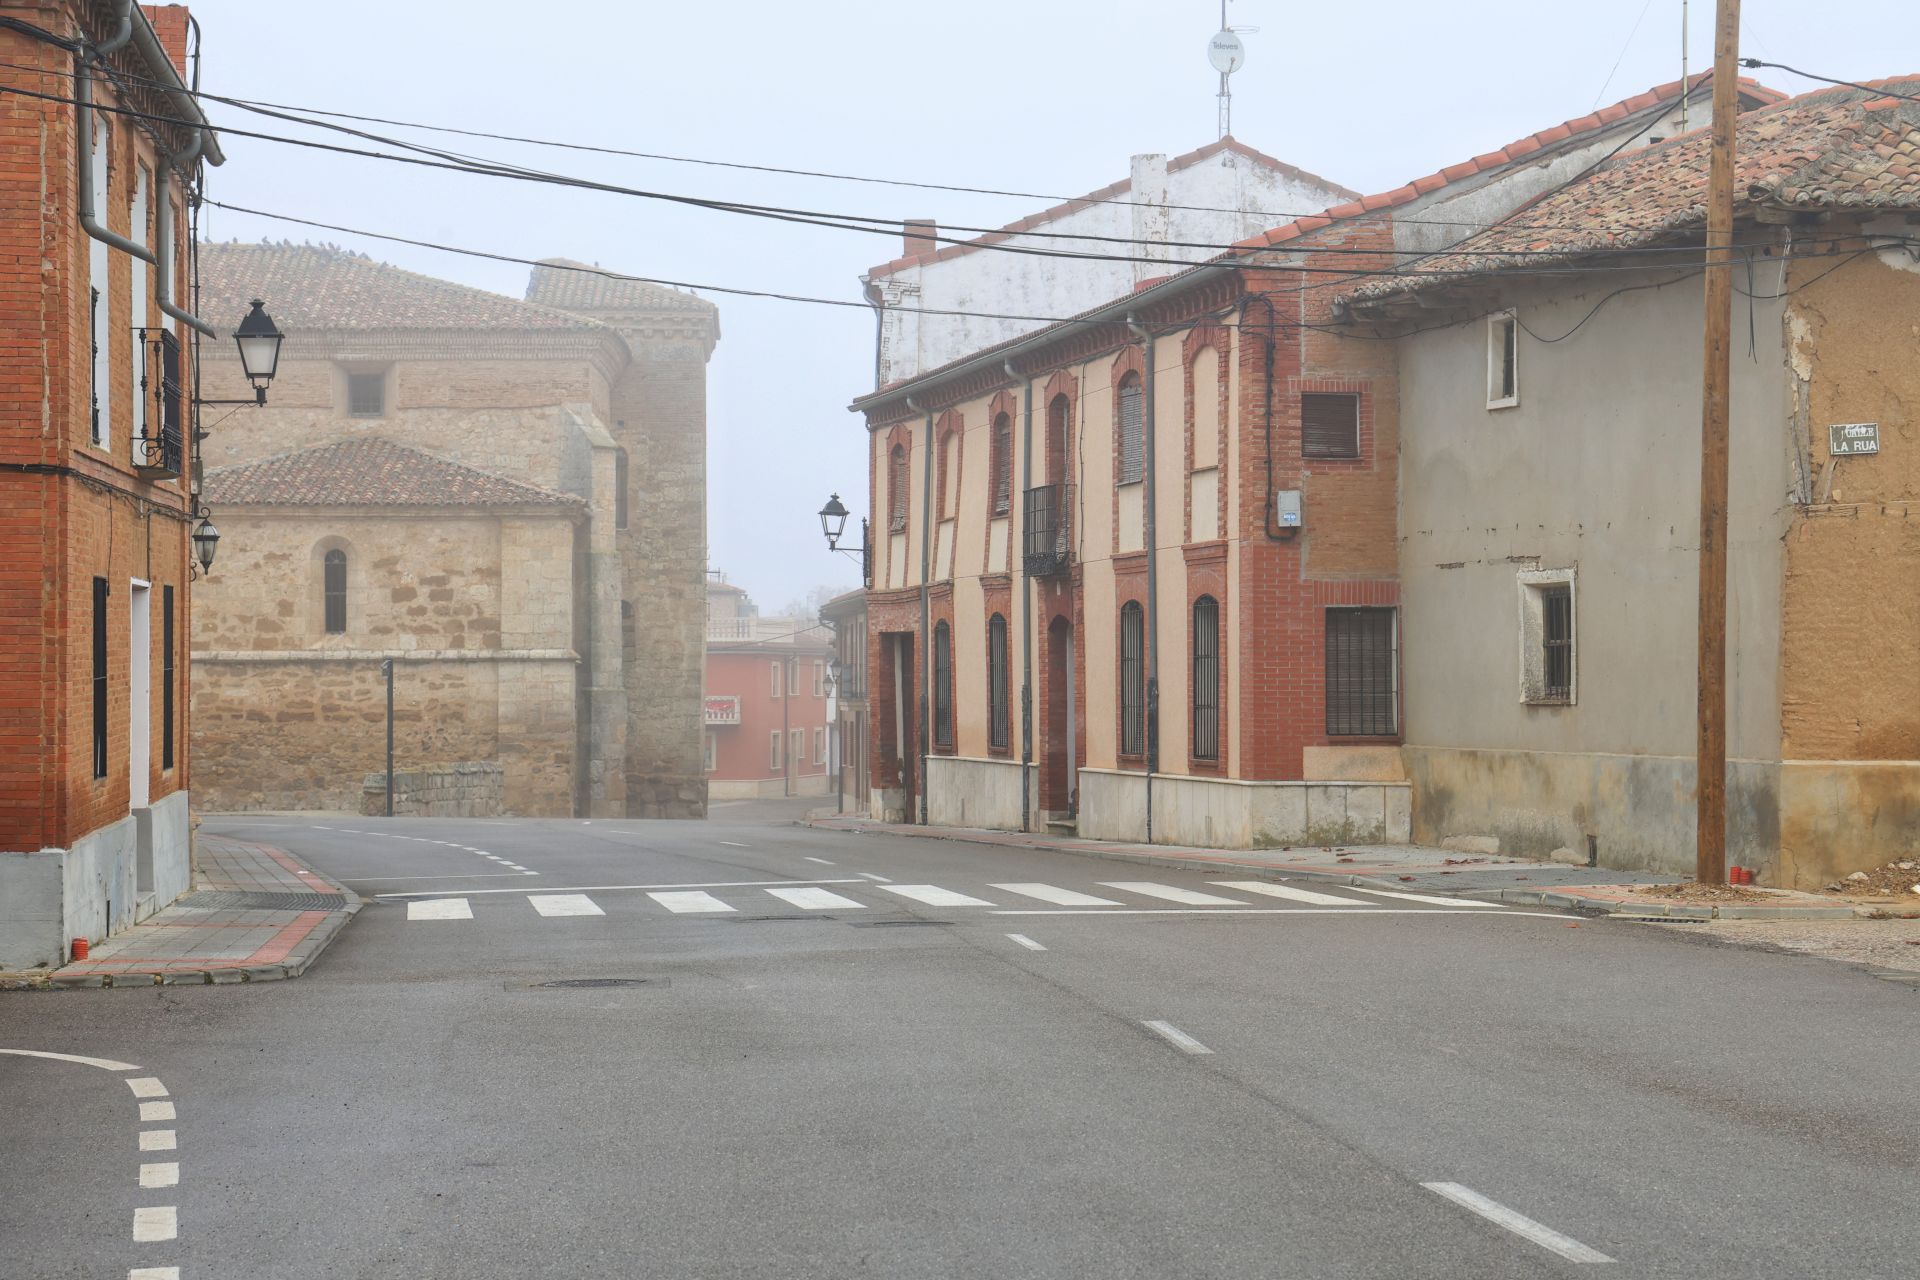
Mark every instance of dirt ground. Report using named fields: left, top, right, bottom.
left=1645, top=916, right=1920, bottom=976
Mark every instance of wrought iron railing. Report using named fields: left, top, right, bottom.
left=1022, top=482, right=1073, bottom=577
left=135, top=328, right=183, bottom=479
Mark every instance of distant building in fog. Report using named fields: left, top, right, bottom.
left=704, top=578, right=833, bottom=800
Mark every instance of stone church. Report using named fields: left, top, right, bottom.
left=191, top=243, right=716, bottom=817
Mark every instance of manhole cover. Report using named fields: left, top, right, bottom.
left=533, top=978, right=655, bottom=989
left=177, top=891, right=346, bottom=912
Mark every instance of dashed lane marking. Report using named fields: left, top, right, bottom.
left=132, top=1206, right=177, bottom=1243
left=803, top=856, right=836, bottom=866
left=527, top=894, right=605, bottom=918
left=138, top=1102, right=175, bottom=1122
left=1006, top=934, right=1047, bottom=952
left=129, top=1266, right=180, bottom=1279
left=718, top=841, right=751, bottom=848
left=125, top=1077, right=168, bottom=1098
left=857, top=872, right=893, bottom=882
left=138, top=1130, right=176, bottom=1152
left=1421, top=1183, right=1615, bottom=1264
left=139, top=1163, right=179, bottom=1189
left=1143, top=1020, right=1214, bottom=1055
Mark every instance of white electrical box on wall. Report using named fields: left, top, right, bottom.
left=1275, top=489, right=1303, bottom=529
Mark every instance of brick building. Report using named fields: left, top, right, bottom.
left=849, top=81, right=1780, bottom=849
left=703, top=580, right=832, bottom=800
left=193, top=244, right=718, bottom=818
left=0, top=3, right=225, bottom=967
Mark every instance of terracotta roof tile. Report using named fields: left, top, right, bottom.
left=523, top=258, right=717, bottom=314
left=204, top=439, right=585, bottom=509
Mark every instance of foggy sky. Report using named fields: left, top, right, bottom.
left=180, top=0, right=1904, bottom=611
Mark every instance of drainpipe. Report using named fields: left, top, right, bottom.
left=1008, top=359, right=1033, bottom=833
left=1129, top=315, right=1158, bottom=845
left=907, top=395, right=933, bottom=826
left=75, top=4, right=154, bottom=266
left=154, top=131, right=217, bottom=337
left=863, top=277, right=887, bottom=392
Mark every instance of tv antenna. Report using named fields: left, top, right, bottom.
left=1209, top=1, right=1256, bottom=138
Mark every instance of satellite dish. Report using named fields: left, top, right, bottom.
left=1207, top=29, right=1245, bottom=75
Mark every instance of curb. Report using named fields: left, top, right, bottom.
left=806, top=817, right=1874, bottom=922
left=0, top=858, right=362, bottom=992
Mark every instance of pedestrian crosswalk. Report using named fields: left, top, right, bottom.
left=391, top=877, right=1516, bottom=924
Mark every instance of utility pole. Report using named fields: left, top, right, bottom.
left=1695, top=0, right=1740, bottom=885
left=381, top=658, right=395, bottom=818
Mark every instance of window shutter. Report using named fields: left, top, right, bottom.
left=1118, top=376, right=1144, bottom=484
left=1301, top=394, right=1360, bottom=460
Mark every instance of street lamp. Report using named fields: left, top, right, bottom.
left=818, top=492, right=850, bottom=549
left=198, top=299, right=285, bottom=408
left=191, top=515, right=220, bottom=573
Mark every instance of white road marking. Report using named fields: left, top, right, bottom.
left=139, top=1163, right=179, bottom=1189
left=522, top=870, right=539, bottom=875
left=139, top=1101, right=176, bottom=1122
left=1349, top=886, right=1507, bottom=908
left=1100, top=882, right=1250, bottom=906
left=138, top=1130, right=176, bottom=1152
left=857, top=872, right=893, bottom=882
left=378, top=878, right=867, bottom=899
left=1422, top=1183, right=1614, bottom=1264
left=0, top=1049, right=139, bottom=1071
left=1006, top=933, right=1047, bottom=951
left=803, top=856, right=836, bottom=865
left=126, top=1077, right=169, bottom=1098
left=649, top=890, right=737, bottom=913
left=344, top=873, right=532, bottom=883
left=132, top=1205, right=177, bottom=1242
left=992, top=883, right=1123, bottom=906
left=527, top=894, right=604, bottom=918
left=406, top=898, right=473, bottom=921
left=765, top=886, right=866, bottom=910
left=990, top=908, right=1570, bottom=920
left=1143, top=1020, right=1214, bottom=1055
left=129, top=1266, right=180, bottom=1279
left=718, top=841, right=750, bottom=848
left=878, top=884, right=994, bottom=907
left=1209, top=880, right=1362, bottom=907
left=500, top=864, right=529, bottom=872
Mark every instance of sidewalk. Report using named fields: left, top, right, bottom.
left=0, top=833, right=360, bottom=991
left=806, top=814, right=1869, bottom=921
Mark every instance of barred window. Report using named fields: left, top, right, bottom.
left=1117, top=372, right=1144, bottom=485
left=991, top=413, right=1013, bottom=516
left=323, top=550, right=348, bottom=634
left=987, top=613, right=1009, bottom=751
left=1120, top=600, right=1145, bottom=756
left=1302, top=393, right=1360, bottom=460
left=1542, top=585, right=1574, bottom=702
left=1325, top=608, right=1397, bottom=737
left=1192, top=596, right=1220, bottom=760
left=161, top=584, right=175, bottom=770
left=932, top=620, right=954, bottom=749
left=347, top=370, right=386, bottom=417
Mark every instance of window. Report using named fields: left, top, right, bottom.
left=791, top=729, right=804, bottom=772
left=932, top=621, right=954, bottom=749
left=89, top=287, right=104, bottom=445
left=888, top=444, right=908, bottom=533
left=1119, top=601, right=1145, bottom=756
left=347, top=370, right=386, bottom=417
left=814, top=727, right=827, bottom=765
left=161, top=585, right=175, bottom=771
left=987, top=613, right=1009, bottom=751
left=990, top=413, right=1013, bottom=516
left=1046, top=393, right=1071, bottom=484
left=323, top=550, right=348, bottom=634
left=937, top=429, right=958, bottom=519
left=1518, top=571, right=1577, bottom=705
left=704, top=732, right=716, bottom=773
left=812, top=661, right=824, bottom=698
left=769, top=731, right=782, bottom=770
left=1117, top=372, right=1144, bottom=485
left=770, top=660, right=782, bottom=698
left=1192, top=597, right=1220, bottom=760
left=1302, top=393, right=1360, bottom=460
left=88, top=115, right=110, bottom=447
left=1326, top=608, right=1398, bottom=736
left=1488, top=312, right=1519, bottom=408
left=92, top=577, right=108, bottom=779
left=613, top=445, right=629, bottom=530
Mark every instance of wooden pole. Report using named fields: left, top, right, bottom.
left=1696, top=0, right=1741, bottom=885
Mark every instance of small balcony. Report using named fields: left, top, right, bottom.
left=134, top=329, right=184, bottom=480
left=1022, top=482, right=1073, bottom=577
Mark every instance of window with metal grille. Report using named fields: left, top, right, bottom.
left=1120, top=601, right=1145, bottom=756
left=323, top=550, right=348, bottom=634
left=1117, top=372, right=1144, bottom=485
left=162, top=585, right=175, bottom=770
left=1192, top=596, right=1220, bottom=760
left=1325, top=608, right=1397, bottom=737
left=932, top=620, right=954, bottom=749
left=89, top=287, right=103, bottom=444
left=92, top=577, right=108, bottom=779
left=987, top=613, right=1009, bottom=751
left=1541, top=585, right=1573, bottom=702
left=888, top=445, right=908, bottom=532
left=1301, top=393, right=1360, bottom=460
left=347, top=371, right=386, bottom=417
left=769, top=731, right=782, bottom=769
left=1488, top=313, right=1519, bottom=407
left=991, top=413, right=1013, bottom=516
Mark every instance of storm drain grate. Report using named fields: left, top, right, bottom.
left=177, top=891, right=347, bottom=912
left=728, top=915, right=835, bottom=924
left=848, top=919, right=953, bottom=929
left=533, top=978, right=655, bottom=989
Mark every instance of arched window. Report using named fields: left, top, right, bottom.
left=888, top=444, right=908, bottom=532
left=1117, top=372, right=1144, bottom=485
left=987, top=613, right=1009, bottom=751
left=937, top=428, right=958, bottom=519
left=1119, top=600, right=1145, bottom=756
left=932, top=620, right=954, bottom=749
left=990, top=412, right=1013, bottom=517
left=1046, top=394, right=1070, bottom=485
left=1192, top=596, right=1220, bottom=761
left=323, top=549, right=348, bottom=634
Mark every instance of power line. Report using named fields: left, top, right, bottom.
left=1738, top=60, right=1920, bottom=106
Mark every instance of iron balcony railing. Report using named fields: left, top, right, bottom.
left=1022, top=482, right=1074, bottom=577
left=134, top=328, right=184, bottom=480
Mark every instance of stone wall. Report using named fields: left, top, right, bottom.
left=362, top=763, right=504, bottom=817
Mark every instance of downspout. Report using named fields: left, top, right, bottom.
left=1129, top=315, right=1158, bottom=845
left=863, top=277, right=886, bottom=392
left=907, top=395, right=933, bottom=826
left=1008, top=359, right=1033, bottom=833
left=75, top=3, right=154, bottom=265
left=154, top=130, right=217, bottom=337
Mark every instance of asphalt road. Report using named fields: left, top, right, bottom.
left=4, top=799, right=1917, bottom=1279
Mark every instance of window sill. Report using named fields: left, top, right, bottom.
left=1522, top=697, right=1573, bottom=708
left=1486, top=397, right=1520, bottom=412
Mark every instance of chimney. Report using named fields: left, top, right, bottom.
left=902, top=219, right=938, bottom=260
left=141, top=6, right=192, bottom=80
left=1129, top=154, right=1171, bottom=286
